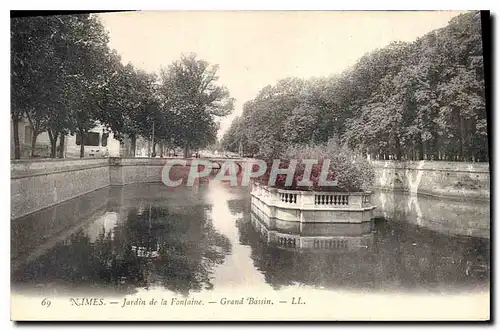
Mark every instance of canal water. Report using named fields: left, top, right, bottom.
left=11, top=180, right=490, bottom=299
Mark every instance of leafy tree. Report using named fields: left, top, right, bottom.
left=159, top=53, right=234, bottom=157
left=283, top=104, right=319, bottom=146
left=11, top=14, right=115, bottom=158
left=240, top=78, right=306, bottom=158
left=60, top=14, right=112, bottom=158
left=227, top=11, right=487, bottom=162
left=11, top=16, right=63, bottom=158
left=221, top=116, right=245, bottom=153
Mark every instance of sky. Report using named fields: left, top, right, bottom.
left=99, top=10, right=466, bottom=138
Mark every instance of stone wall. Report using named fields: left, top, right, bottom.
left=372, top=190, right=490, bottom=239
left=11, top=159, right=110, bottom=219
left=12, top=158, right=490, bottom=220
left=109, top=157, right=165, bottom=186
left=11, top=157, right=193, bottom=220
left=371, top=160, right=490, bottom=201
left=109, top=157, right=191, bottom=186
left=11, top=186, right=111, bottom=270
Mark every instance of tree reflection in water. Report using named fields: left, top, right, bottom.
left=12, top=204, right=232, bottom=296
left=236, top=211, right=489, bottom=293
left=124, top=205, right=232, bottom=295
left=12, top=183, right=489, bottom=296
left=12, top=229, right=145, bottom=295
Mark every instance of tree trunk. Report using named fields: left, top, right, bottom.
left=466, top=122, right=473, bottom=161
left=160, top=140, right=164, bottom=157
left=58, top=134, right=65, bottom=158
left=394, top=134, right=402, bottom=161
left=152, top=141, right=157, bottom=157
left=30, top=131, right=39, bottom=157
left=12, top=117, right=21, bottom=159
left=79, top=130, right=85, bottom=158
left=432, top=135, right=439, bottom=161
left=80, top=141, right=85, bottom=158
left=459, top=114, right=465, bottom=161
left=423, top=140, right=428, bottom=160
left=183, top=142, right=189, bottom=158
left=147, top=137, right=151, bottom=157
left=48, top=130, right=59, bottom=159
left=130, top=135, right=136, bottom=157
left=417, top=135, right=424, bottom=160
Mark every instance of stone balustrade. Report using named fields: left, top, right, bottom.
left=250, top=181, right=377, bottom=250
left=251, top=181, right=375, bottom=214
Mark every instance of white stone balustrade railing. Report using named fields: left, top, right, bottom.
left=251, top=181, right=374, bottom=211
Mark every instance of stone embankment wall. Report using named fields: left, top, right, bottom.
left=108, top=157, right=193, bottom=186
left=11, top=157, right=203, bottom=219
left=371, top=160, right=490, bottom=201
left=11, top=158, right=490, bottom=220
left=371, top=190, right=490, bottom=239
left=11, top=186, right=112, bottom=269
left=11, top=159, right=110, bottom=219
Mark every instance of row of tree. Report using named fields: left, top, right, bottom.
left=221, top=11, right=488, bottom=162
left=11, top=14, right=234, bottom=159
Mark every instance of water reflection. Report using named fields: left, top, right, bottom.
left=86, top=212, right=120, bottom=243
left=231, top=188, right=489, bottom=293
left=11, top=182, right=490, bottom=296
left=13, top=227, right=144, bottom=296
left=207, top=181, right=270, bottom=289
left=250, top=210, right=375, bottom=251
left=239, top=211, right=489, bottom=292
left=12, top=186, right=232, bottom=296
left=124, top=204, right=232, bottom=294
left=11, top=186, right=111, bottom=270
left=373, top=190, right=490, bottom=238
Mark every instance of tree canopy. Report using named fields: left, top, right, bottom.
left=159, top=53, right=234, bottom=157
left=222, top=12, right=488, bottom=162
left=11, top=15, right=234, bottom=159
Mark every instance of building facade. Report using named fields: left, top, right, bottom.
left=11, top=118, right=121, bottom=159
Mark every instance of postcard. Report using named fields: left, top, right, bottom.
left=10, top=10, right=490, bottom=321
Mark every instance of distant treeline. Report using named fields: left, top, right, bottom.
left=222, top=12, right=488, bottom=162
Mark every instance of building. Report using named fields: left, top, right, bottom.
left=10, top=117, right=51, bottom=158
left=10, top=118, right=121, bottom=159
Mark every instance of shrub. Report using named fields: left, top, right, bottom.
left=256, top=138, right=374, bottom=192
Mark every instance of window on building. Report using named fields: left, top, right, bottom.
left=86, top=132, right=100, bottom=146
left=24, top=125, right=33, bottom=144
left=76, top=132, right=100, bottom=146
left=101, top=133, right=108, bottom=147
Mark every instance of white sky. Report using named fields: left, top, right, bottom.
left=99, top=10, right=466, bottom=138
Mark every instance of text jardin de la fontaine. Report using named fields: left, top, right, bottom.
left=118, top=296, right=305, bottom=307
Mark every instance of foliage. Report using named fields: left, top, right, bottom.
left=222, top=11, right=487, bottom=162
left=158, top=53, right=234, bottom=157
left=11, top=15, right=234, bottom=159
left=256, top=138, right=374, bottom=192
left=221, top=116, right=245, bottom=153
